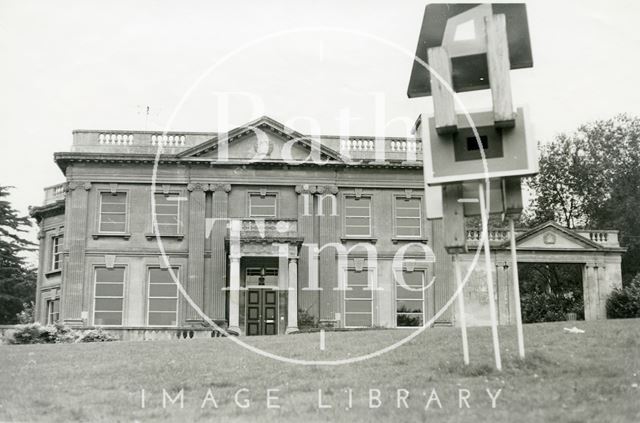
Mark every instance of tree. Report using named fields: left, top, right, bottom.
left=0, top=186, right=37, bottom=324
left=526, top=114, right=640, bottom=280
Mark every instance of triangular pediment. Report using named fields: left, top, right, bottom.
left=177, top=116, right=343, bottom=162
left=511, top=221, right=603, bottom=251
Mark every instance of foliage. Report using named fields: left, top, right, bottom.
left=297, top=307, right=317, bottom=330
left=3, top=323, right=117, bottom=344
left=77, top=328, right=118, bottom=343
left=0, top=186, right=37, bottom=324
left=525, top=114, right=640, bottom=279
left=16, top=301, right=35, bottom=324
left=606, top=274, right=640, bottom=319
left=520, top=291, right=584, bottom=323
left=4, top=322, right=61, bottom=344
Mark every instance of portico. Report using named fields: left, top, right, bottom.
left=227, top=219, right=302, bottom=336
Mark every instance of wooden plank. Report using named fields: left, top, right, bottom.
left=485, top=14, right=515, bottom=127
left=427, top=47, right=457, bottom=135
left=502, top=176, right=523, bottom=216
left=441, top=183, right=466, bottom=252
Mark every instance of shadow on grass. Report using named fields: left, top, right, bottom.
left=439, top=351, right=557, bottom=377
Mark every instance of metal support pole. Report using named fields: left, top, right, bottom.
left=478, top=182, right=502, bottom=371
left=453, top=254, right=470, bottom=365
left=509, top=217, right=525, bottom=359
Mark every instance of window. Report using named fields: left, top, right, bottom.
left=344, top=196, right=371, bottom=237
left=395, top=197, right=422, bottom=237
left=99, top=192, right=127, bottom=233
left=396, top=271, right=425, bottom=327
left=344, top=269, right=373, bottom=327
left=46, top=299, right=60, bottom=324
left=249, top=193, right=277, bottom=217
left=94, top=267, right=125, bottom=326
left=147, top=267, right=179, bottom=326
left=153, top=193, right=179, bottom=234
left=246, top=267, right=278, bottom=287
left=51, top=235, right=63, bottom=271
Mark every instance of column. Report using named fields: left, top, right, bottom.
left=583, top=263, right=597, bottom=321
left=209, top=183, right=231, bottom=321
left=495, top=260, right=511, bottom=325
left=286, top=258, right=299, bottom=334
left=186, top=182, right=207, bottom=323
left=295, top=185, right=317, bottom=317
left=61, top=181, right=91, bottom=327
left=228, top=256, right=241, bottom=334
left=317, top=185, right=339, bottom=322
left=595, top=263, right=606, bottom=320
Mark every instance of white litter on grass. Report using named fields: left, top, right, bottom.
left=563, top=327, right=585, bottom=334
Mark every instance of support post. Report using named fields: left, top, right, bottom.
left=427, top=46, right=457, bottom=134
left=508, top=217, right=525, bottom=359
left=228, top=256, right=241, bottom=335
left=478, top=182, right=502, bottom=371
left=286, top=258, right=299, bottom=334
left=485, top=13, right=515, bottom=127
left=453, top=254, right=469, bottom=365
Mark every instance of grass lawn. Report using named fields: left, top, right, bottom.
left=1, top=319, right=639, bottom=422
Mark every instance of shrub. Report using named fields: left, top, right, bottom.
left=521, top=291, right=584, bottom=323
left=297, top=308, right=317, bottom=330
left=606, top=275, right=640, bottom=319
left=78, top=328, right=117, bottom=343
left=4, top=323, right=60, bottom=344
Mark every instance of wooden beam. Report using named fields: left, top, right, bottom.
left=427, top=46, right=457, bottom=135
left=442, top=183, right=466, bottom=252
left=485, top=13, right=515, bottom=128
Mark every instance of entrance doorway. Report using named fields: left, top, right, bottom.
left=246, top=289, right=278, bottom=336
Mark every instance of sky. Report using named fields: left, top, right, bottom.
left=1, top=0, right=640, bottom=257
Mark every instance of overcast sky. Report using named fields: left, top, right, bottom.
left=2, top=0, right=640, bottom=256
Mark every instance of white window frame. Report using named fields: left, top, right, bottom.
left=152, top=192, right=181, bottom=235
left=393, top=195, right=423, bottom=238
left=92, top=266, right=126, bottom=327
left=50, top=234, right=63, bottom=271
left=248, top=192, right=278, bottom=218
left=343, top=268, right=374, bottom=328
left=343, top=195, right=372, bottom=238
left=98, top=191, right=129, bottom=234
left=146, top=267, right=180, bottom=327
left=395, top=270, right=425, bottom=328
left=46, top=298, right=60, bottom=325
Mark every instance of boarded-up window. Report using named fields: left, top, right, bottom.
left=154, top=193, right=180, bottom=234
left=344, top=269, right=373, bottom=327
left=147, top=267, right=179, bottom=326
left=249, top=194, right=277, bottom=217
left=94, top=267, right=125, bottom=326
left=395, top=197, right=422, bottom=237
left=99, top=192, right=127, bottom=233
left=345, top=197, right=371, bottom=237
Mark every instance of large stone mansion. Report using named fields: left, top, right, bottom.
left=29, top=116, right=624, bottom=339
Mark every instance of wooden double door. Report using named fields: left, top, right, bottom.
left=246, top=289, right=278, bottom=336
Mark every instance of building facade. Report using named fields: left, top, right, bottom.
left=30, top=116, right=625, bottom=339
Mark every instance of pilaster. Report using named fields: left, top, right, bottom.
left=186, top=182, right=207, bottom=323
left=295, top=184, right=317, bottom=317
left=317, top=185, right=339, bottom=322
left=209, top=183, right=231, bottom=321
left=61, top=181, right=91, bottom=327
